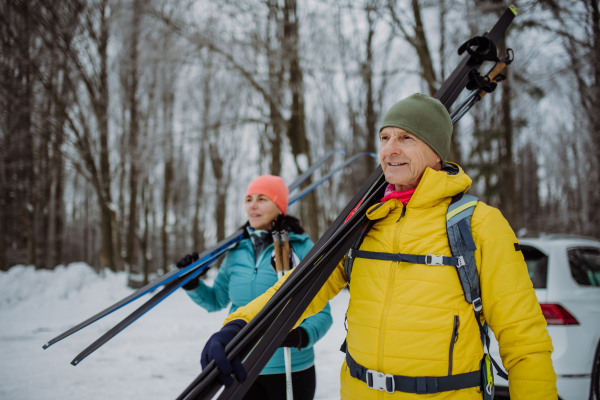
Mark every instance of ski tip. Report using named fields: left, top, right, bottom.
left=42, top=343, right=50, bottom=350
left=509, top=5, right=518, bottom=15
left=71, top=359, right=79, bottom=366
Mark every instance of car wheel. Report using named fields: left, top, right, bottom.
left=591, top=340, right=600, bottom=400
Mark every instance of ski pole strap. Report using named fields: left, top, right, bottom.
left=457, top=36, right=499, bottom=63
left=475, top=310, right=509, bottom=381
left=347, top=249, right=464, bottom=267
left=345, top=352, right=480, bottom=394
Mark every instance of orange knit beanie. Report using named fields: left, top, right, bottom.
left=245, top=175, right=289, bottom=215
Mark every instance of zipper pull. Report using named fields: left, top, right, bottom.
left=453, top=316, right=460, bottom=342
left=251, top=267, right=258, bottom=281
left=396, top=205, right=406, bottom=223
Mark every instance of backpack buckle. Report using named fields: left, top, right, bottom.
left=425, top=254, right=444, bottom=265
left=366, top=369, right=395, bottom=393
left=473, top=297, right=483, bottom=312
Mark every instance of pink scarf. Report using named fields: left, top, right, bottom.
left=345, top=184, right=415, bottom=222
left=380, top=184, right=415, bottom=205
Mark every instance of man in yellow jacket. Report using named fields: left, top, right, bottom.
left=202, top=94, right=557, bottom=399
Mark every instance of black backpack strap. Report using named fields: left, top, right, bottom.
left=344, top=219, right=377, bottom=285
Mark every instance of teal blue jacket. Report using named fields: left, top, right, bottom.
left=185, top=231, right=332, bottom=374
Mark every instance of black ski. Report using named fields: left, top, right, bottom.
left=43, top=149, right=343, bottom=351
left=62, top=151, right=366, bottom=364
left=178, top=7, right=517, bottom=400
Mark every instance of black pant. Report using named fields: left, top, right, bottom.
left=242, top=365, right=316, bottom=400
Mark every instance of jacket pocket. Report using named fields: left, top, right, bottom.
left=448, top=315, right=460, bottom=375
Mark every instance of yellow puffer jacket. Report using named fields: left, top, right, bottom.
left=226, top=165, right=557, bottom=399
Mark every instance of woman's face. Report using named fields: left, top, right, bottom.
left=245, top=194, right=282, bottom=230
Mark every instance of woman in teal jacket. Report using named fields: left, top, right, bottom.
left=178, top=175, right=332, bottom=400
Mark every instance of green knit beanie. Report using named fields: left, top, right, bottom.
left=380, top=93, right=453, bottom=161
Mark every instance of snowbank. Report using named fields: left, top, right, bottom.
left=0, top=263, right=128, bottom=309
left=0, top=263, right=348, bottom=400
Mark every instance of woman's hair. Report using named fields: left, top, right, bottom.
left=239, top=214, right=305, bottom=234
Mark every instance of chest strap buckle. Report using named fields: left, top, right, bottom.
left=425, top=254, right=444, bottom=265
left=366, top=369, right=395, bottom=393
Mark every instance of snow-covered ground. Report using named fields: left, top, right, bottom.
left=0, top=263, right=349, bottom=400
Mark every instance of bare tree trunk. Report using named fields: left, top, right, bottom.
left=209, top=141, right=228, bottom=243
left=411, top=0, right=437, bottom=96
left=438, top=0, right=447, bottom=82
left=125, top=0, right=141, bottom=273
left=388, top=0, right=438, bottom=94
left=497, top=34, right=516, bottom=227
left=91, top=0, right=117, bottom=272
left=192, top=144, right=206, bottom=251
left=84, top=182, right=89, bottom=265
left=161, top=87, right=174, bottom=271
left=363, top=6, right=378, bottom=174
left=283, top=0, right=319, bottom=238
left=0, top=143, right=7, bottom=271
left=53, top=107, right=66, bottom=267
left=192, top=65, right=210, bottom=252
left=588, top=0, right=600, bottom=237
left=515, top=143, right=540, bottom=234
left=15, top=0, right=37, bottom=267
left=267, top=0, right=284, bottom=177
left=38, top=97, right=53, bottom=270
left=140, top=179, right=150, bottom=285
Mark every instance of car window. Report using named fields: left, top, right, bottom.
left=522, top=245, right=548, bottom=289
left=567, top=247, right=600, bottom=287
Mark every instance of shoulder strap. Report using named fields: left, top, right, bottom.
left=446, top=193, right=480, bottom=306
left=447, top=193, right=509, bottom=381
left=344, top=219, right=377, bottom=286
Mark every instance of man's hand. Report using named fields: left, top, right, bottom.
left=201, top=320, right=248, bottom=386
left=280, top=327, right=309, bottom=350
left=176, top=252, right=207, bottom=291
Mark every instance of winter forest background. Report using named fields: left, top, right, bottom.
left=1, top=0, right=599, bottom=282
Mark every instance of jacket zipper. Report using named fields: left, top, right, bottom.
left=250, top=243, right=273, bottom=300
left=448, top=315, right=460, bottom=376
left=250, top=267, right=258, bottom=299
left=378, top=204, right=407, bottom=383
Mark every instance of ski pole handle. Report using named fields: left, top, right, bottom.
left=479, top=47, right=514, bottom=100
left=273, top=232, right=283, bottom=272
left=281, top=231, right=290, bottom=272
left=478, top=61, right=507, bottom=100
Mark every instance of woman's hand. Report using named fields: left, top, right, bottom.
left=176, top=252, right=208, bottom=291
left=279, top=327, right=309, bottom=349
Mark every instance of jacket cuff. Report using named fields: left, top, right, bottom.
left=299, top=321, right=318, bottom=348
left=185, top=279, right=210, bottom=303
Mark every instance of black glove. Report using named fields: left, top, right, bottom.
left=280, top=327, right=309, bottom=349
left=201, top=320, right=248, bottom=386
left=176, top=252, right=207, bottom=291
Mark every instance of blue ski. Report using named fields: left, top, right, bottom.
left=43, top=149, right=344, bottom=351
left=64, top=152, right=370, bottom=365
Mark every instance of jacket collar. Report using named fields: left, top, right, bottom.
left=367, top=162, right=472, bottom=220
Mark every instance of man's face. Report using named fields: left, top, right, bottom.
left=379, top=127, right=441, bottom=191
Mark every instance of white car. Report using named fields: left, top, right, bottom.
left=488, top=235, right=600, bottom=400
